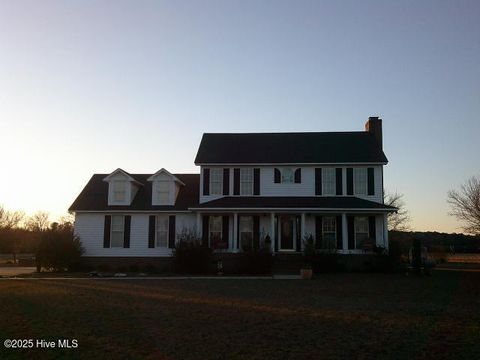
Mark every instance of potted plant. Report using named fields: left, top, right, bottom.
left=300, top=263, right=313, bottom=279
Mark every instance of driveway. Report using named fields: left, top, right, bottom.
left=0, top=267, right=36, bottom=276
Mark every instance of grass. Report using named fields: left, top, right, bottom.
left=0, top=272, right=479, bottom=360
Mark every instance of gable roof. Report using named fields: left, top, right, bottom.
left=194, top=132, right=388, bottom=164
left=191, top=196, right=397, bottom=211
left=102, top=168, right=143, bottom=185
left=147, top=168, right=186, bottom=185
left=69, top=174, right=199, bottom=212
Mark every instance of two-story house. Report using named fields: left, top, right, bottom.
left=69, top=117, right=396, bottom=270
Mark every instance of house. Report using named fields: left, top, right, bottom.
left=69, top=117, right=397, bottom=271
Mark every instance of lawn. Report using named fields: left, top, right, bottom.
left=0, top=272, right=479, bottom=360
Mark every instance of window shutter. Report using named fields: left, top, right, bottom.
left=168, top=215, right=176, bottom=248
left=315, top=216, right=322, bottom=249
left=347, top=216, right=355, bottom=249
left=223, top=169, right=230, bottom=195
left=367, top=168, right=375, bottom=195
left=346, top=168, right=354, bottom=195
left=294, top=168, right=301, bottom=183
left=336, top=215, right=343, bottom=249
left=336, top=168, right=343, bottom=195
left=315, top=168, right=322, bottom=195
left=222, top=216, right=229, bottom=246
left=274, top=168, right=281, bottom=183
left=233, top=168, right=240, bottom=195
left=295, top=216, right=302, bottom=251
left=253, top=168, right=260, bottom=195
left=103, top=215, right=111, bottom=248
left=123, top=215, right=131, bottom=248
left=202, top=216, right=209, bottom=247
left=203, top=168, right=210, bottom=196
left=369, top=216, right=376, bottom=247
left=253, top=216, right=260, bottom=249
left=148, top=215, right=155, bottom=248
left=274, top=215, right=278, bottom=252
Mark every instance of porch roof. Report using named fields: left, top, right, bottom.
left=190, top=196, right=397, bottom=212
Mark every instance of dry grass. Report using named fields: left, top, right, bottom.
left=1, top=272, right=479, bottom=360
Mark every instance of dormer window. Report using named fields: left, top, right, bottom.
left=156, top=182, right=170, bottom=204
left=113, top=180, right=126, bottom=202
left=147, top=168, right=185, bottom=206
left=281, top=168, right=294, bottom=183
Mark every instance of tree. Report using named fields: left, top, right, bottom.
left=25, top=211, right=50, bottom=232
left=0, top=205, right=25, bottom=263
left=384, top=191, right=411, bottom=231
left=447, top=176, right=480, bottom=235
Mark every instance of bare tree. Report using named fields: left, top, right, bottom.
left=448, top=176, right=480, bottom=235
left=26, top=211, right=50, bottom=233
left=0, top=205, right=25, bottom=263
left=384, top=191, right=411, bottom=231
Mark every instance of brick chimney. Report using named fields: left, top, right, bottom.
left=365, top=116, right=382, bottom=150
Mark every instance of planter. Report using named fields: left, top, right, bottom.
left=300, top=268, right=313, bottom=279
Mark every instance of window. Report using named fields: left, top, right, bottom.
left=209, top=216, right=226, bottom=249
left=210, top=169, right=223, bottom=195
left=322, top=217, right=336, bottom=249
left=111, top=215, right=124, bottom=247
left=239, top=216, right=253, bottom=250
left=113, top=180, right=126, bottom=201
left=281, top=168, right=294, bottom=183
left=157, top=181, right=170, bottom=204
left=354, top=217, right=369, bottom=250
left=354, top=168, right=367, bottom=195
left=156, top=215, right=169, bottom=247
left=322, top=168, right=336, bottom=195
left=240, top=168, right=253, bottom=195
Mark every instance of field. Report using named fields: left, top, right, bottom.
left=1, top=272, right=479, bottom=360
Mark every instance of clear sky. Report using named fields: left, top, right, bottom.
left=0, top=0, right=479, bottom=232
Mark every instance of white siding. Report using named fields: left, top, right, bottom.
left=74, top=213, right=196, bottom=257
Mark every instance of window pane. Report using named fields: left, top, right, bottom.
left=210, top=169, right=223, bottom=195
left=113, top=180, right=126, bottom=201
left=322, top=217, right=336, bottom=249
left=355, top=217, right=369, bottom=249
left=240, top=168, right=253, bottom=195
left=111, top=231, right=124, bottom=247
left=156, top=216, right=169, bottom=247
left=322, top=168, right=336, bottom=195
left=281, top=168, right=294, bottom=183
left=354, top=168, right=367, bottom=195
left=112, top=215, right=124, bottom=231
left=209, top=216, right=227, bottom=249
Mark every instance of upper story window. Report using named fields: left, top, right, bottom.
left=113, top=181, right=126, bottom=202
left=322, top=168, right=336, bottom=195
left=240, top=168, right=253, bottom=195
left=111, top=215, right=124, bottom=247
left=354, top=168, right=367, bottom=195
left=156, top=215, right=169, bottom=247
left=354, top=217, right=369, bottom=249
left=210, top=168, right=223, bottom=195
left=156, top=181, right=170, bottom=204
left=281, top=168, right=294, bottom=183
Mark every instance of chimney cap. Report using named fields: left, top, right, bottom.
left=368, top=116, right=380, bottom=121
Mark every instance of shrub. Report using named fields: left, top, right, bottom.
left=129, top=264, right=139, bottom=273
left=173, top=229, right=212, bottom=274
left=97, top=264, right=111, bottom=272
left=239, top=247, right=272, bottom=274
left=144, top=263, right=158, bottom=274
left=311, top=253, right=342, bottom=273
left=36, top=230, right=84, bottom=272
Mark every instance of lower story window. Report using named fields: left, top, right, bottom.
left=322, top=217, right=336, bottom=249
left=355, top=217, right=369, bottom=250
left=239, top=216, right=253, bottom=250
left=111, top=215, right=124, bottom=247
left=156, top=215, right=169, bottom=247
left=209, top=216, right=227, bottom=249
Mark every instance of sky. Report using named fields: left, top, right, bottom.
left=0, top=0, right=479, bottom=233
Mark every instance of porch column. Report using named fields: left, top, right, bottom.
left=383, top=213, right=389, bottom=250
left=196, top=212, right=202, bottom=237
left=301, top=212, right=306, bottom=251
left=270, top=212, right=275, bottom=253
left=342, top=213, right=348, bottom=251
left=233, top=213, right=238, bottom=252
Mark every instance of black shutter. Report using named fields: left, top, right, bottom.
left=368, top=168, right=375, bottom=195
left=295, top=216, right=301, bottom=251
left=347, top=216, right=355, bottom=249
left=203, top=168, right=210, bottom=196
left=294, top=168, right=301, bottom=183
left=369, top=216, right=376, bottom=246
left=233, top=168, right=240, bottom=195
left=253, top=216, right=260, bottom=249
left=168, top=215, right=176, bottom=248
left=347, top=168, right=354, bottom=195
left=237, top=216, right=240, bottom=249
left=202, top=216, right=209, bottom=247
left=253, top=168, right=260, bottom=195
left=274, top=168, right=281, bottom=183
left=222, top=216, right=229, bottom=246
left=103, top=215, right=111, bottom=248
left=148, top=215, right=155, bottom=248
left=223, top=169, right=230, bottom=195
left=315, top=168, right=322, bottom=195
left=274, top=216, right=278, bottom=252
left=336, top=168, right=343, bottom=195
left=123, top=215, right=131, bottom=248
left=315, top=216, right=323, bottom=249
left=336, top=215, right=343, bottom=249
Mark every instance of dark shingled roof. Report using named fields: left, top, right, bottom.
left=69, top=174, right=199, bottom=212
left=192, top=196, right=397, bottom=211
left=194, top=132, right=388, bottom=164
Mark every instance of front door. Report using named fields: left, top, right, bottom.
left=279, top=216, right=295, bottom=250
